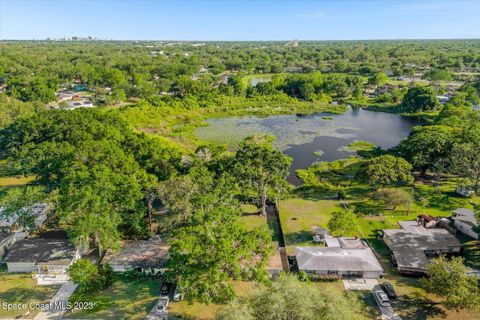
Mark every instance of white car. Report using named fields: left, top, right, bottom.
left=374, top=290, right=390, bottom=307
left=147, top=297, right=169, bottom=319
left=173, top=286, right=184, bottom=302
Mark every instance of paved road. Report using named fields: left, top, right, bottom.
left=372, top=285, right=403, bottom=320
left=33, top=283, right=77, bottom=320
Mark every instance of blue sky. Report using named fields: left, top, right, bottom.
left=1, top=0, right=479, bottom=40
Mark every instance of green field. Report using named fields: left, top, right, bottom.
left=65, top=275, right=160, bottom=320
left=0, top=269, right=59, bottom=319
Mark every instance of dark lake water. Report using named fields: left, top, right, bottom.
left=195, top=109, right=421, bottom=185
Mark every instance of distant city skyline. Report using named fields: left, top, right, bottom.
left=1, top=0, right=479, bottom=41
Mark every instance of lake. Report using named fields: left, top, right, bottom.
left=195, top=109, right=421, bottom=185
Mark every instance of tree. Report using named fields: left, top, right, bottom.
left=451, top=143, right=480, bottom=194
left=166, top=196, right=272, bottom=304
left=215, top=274, right=366, bottom=320
left=369, top=72, right=388, bottom=87
left=361, top=155, right=413, bottom=188
left=423, top=69, right=453, bottom=83
left=68, top=259, right=99, bottom=292
left=375, top=188, right=412, bottom=212
left=422, top=256, right=480, bottom=311
left=233, top=135, right=292, bottom=215
left=401, top=86, right=440, bottom=113
left=327, top=211, right=358, bottom=237
left=398, top=126, right=455, bottom=176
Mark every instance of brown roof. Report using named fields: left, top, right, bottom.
left=102, top=239, right=169, bottom=268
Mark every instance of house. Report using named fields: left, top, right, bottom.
left=66, top=99, right=93, bottom=110
left=436, top=94, right=452, bottom=105
left=0, top=232, right=16, bottom=260
left=4, top=238, right=81, bottom=278
left=452, top=208, right=478, bottom=239
left=102, top=239, right=169, bottom=274
left=295, top=237, right=383, bottom=279
left=56, top=90, right=75, bottom=101
left=383, top=221, right=463, bottom=275
left=456, top=186, right=475, bottom=197
left=0, top=203, right=49, bottom=233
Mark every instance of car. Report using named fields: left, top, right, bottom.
left=173, top=285, right=184, bottom=302
left=373, top=290, right=390, bottom=307
left=160, top=282, right=172, bottom=297
left=381, top=281, right=397, bottom=299
left=156, top=297, right=169, bottom=313
left=147, top=297, right=169, bottom=319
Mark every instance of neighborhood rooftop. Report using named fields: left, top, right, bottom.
left=295, top=246, right=383, bottom=273
left=4, top=238, right=76, bottom=265
left=383, top=221, right=463, bottom=272
left=102, top=239, right=169, bottom=268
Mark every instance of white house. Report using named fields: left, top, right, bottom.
left=295, top=238, right=383, bottom=279
left=102, top=239, right=169, bottom=274
left=452, top=208, right=478, bottom=239
left=4, top=238, right=81, bottom=282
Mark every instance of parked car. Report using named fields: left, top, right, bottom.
left=160, top=282, right=172, bottom=297
left=381, top=281, right=397, bottom=299
left=147, top=297, right=169, bottom=319
left=373, top=290, right=390, bottom=307
left=173, top=285, right=184, bottom=302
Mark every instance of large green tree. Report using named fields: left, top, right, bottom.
left=215, top=274, right=366, bottom=320
left=233, top=135, right=292, bottom=215
left=361, top=155, right=413, bottom=188
left=422, top=256, right=480, bottom=311
left=401, top=86, right=440, bottom=113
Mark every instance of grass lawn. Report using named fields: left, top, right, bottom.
left=239, top=204, right=267, bottom=231
left=0, top=269, right=59, bottom=319
left=169, top=281, right=256, bottom=320
left=0, top=158, right=34, bottom=188
left=278, top=198, right=344, bottom=254
left=65, top=275, right=160, bottom=320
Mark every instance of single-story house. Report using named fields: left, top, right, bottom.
left=295, top=238, right=383, bottom=279
left=383, top=220, right=463, bottom=275
left=4, top=238, right=80, bottom=275
left=102, top=239, right=169, bottom=274
left=452, top=208, right=478, bottom=239
left=0, top=203, right=49, bottom=233
left=0, top=232, right=16, bottom=260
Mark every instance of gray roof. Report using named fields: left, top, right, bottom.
left=0, top=232, right=14, bottom=243
left=452, top=208, right=477, bottom=225
left=4, top=238, right=76, bottom=265
left=295, top=246, right=383, bottom=273
left=384, top=224, right=463, bottom=271
left=0, top=203, right=49, bottom=229
left=102, top=239, right=169, bottom=268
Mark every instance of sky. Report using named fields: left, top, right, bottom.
left=0, top=0, right=479, bottom=40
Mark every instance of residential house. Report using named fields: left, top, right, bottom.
left=451, top=208, right=478, bottom=239
left=383, top=221, right=463, bottom=275
left=0, top=232, right=16, bottom=260
left=295, top=237, right=383, bottom=279
left=0, top=203, right=49, bottom=233
left=102, top=239, right=169, bottom=274
left=4, top=237, right=81, bottom=284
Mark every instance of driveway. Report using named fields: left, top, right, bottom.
left=372, top=284, right=403, bottom=320
left=33, top=283, right=77, bottom=320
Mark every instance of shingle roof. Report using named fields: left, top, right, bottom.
left=102, top=239, right=169, bottom=268
left=452, top=208, right=477, bottom=225
left=384, top=225, right=463, bottom=270
left=4, top=238, right=76, bottom=265
left=295, top=246, right=383, bottom=273
left=0, top=232, right=14, bottom=243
